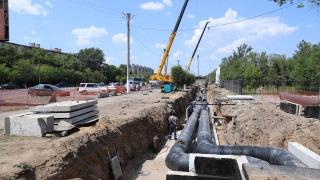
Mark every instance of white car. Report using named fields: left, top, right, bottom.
left=78, top=83, right=107, bottom=95
left=124, top=82, right=136, bottom=90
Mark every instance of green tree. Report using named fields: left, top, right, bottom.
left=270, top=0, right=320, bottom=7
left=78, top=48, right=104, bottom=71
left=171, top=65, right=187, bottom=89
left=0, top=64, right=10, bottom=84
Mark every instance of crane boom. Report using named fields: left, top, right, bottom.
left=186, top=21, right=210, bottom=73
left=150, top=0, right=189, bottom=82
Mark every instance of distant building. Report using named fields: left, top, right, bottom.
left=0, top=41, right=67, bottom=56
left=130, top=64, right=154, bottom=74
left=195, top=76, right=207, bottom=85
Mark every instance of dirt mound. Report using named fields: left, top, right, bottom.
left=208, top=85, right=320, bottom=154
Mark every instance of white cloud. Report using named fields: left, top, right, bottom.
left=173, top=50, right=183, bottom=58
left=9, top=0, right=48, bottom=16
left=45, top=1, right=54, bottom=8
left=186, top=14, right=195, bottom=19
left=162, top=0, right=172, bottom=7
left=166, top=12, right=171, bottom=15
left=140, top=2, right=164, bottom=11
left=31, top=30, right=37, bottom=35
left=112, top=33, right=133, bottom=45
left=155, top=43, right=166, bottom=49
left=183, top=33, right=188, bottom=37
left=72, top=25, right=109, bottom=46
left=306, top=24, right=312, bottom=28
left=145, top=52, right=151, bottom=55
left=131, top=56, right=140, bottom=60
left=185, top=8, right=299, bottom=54
left=23, top=36, right=41, bottom=42
left=104, top=57, right=113, bottom=64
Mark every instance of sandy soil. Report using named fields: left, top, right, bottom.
left=208, top=85, right=320, bottom=154
left=0, top=88, right=193, bottom=179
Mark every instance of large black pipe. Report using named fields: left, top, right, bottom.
left=197, top=108, right=307, bottom=168
left=165, top=104, right=202, bottom=171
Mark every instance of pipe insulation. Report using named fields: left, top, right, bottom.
left=196, top=108, right=307, bottom=168
left=165, top=104, right=202, bottom=171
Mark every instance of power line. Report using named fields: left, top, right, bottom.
left=131, top=1, right=300, bottom=32
left=131, top=30, right=162, bottom=57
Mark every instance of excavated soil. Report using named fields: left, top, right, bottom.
left=208, top=85, right=320, bottom=154
left=0, top=87, right=197, bottom=179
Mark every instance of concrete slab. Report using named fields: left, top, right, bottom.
left=38, top=105, right=97, bottom=119
left=243, top=163, right=320, bottom=180
left=73, top=115, right=99, bottom=126
left=54, top=110, right=99, bottom=124
left=226, top=95, right=255, bottom=101
left=288, top=142, right=320, bottom=169
left=4, top=113, right=54, bottom=137
left=30, top=99, right=98, bottom=112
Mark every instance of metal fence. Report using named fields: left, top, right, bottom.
left=220, top=80, right=320, bottom=96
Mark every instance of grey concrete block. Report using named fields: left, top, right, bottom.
left=54, top=110, right=99, bottom=124
left=304, top=106, right=320, bottom=118
left=38, top=105, right=97, bottom=119
left=288, top=142, right=320, bottom=169
left=194, top=156, right=241, bottom=179
left=166, top=171, right=232, bottom=180
left=4, top=113, right=54, bottom=137
left=243, top=163, right=320, bottom=180
left=73, top=115, right=99, bottom=126
left=30, top=99, right=98, bottom=112
left=98, top=92, right=109, bottom=98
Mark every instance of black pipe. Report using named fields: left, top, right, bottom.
left=196, top=108, right=307, bottom=168
left=165, top=104, right=202, bottom=171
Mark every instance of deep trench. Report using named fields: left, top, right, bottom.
left=14, top=87, right=198, bottom=180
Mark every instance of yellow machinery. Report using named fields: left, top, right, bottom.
left=186, top=21, right=210, bottom=73
left=150, top=0, right=189, bottom=82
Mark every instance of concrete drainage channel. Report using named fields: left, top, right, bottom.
left=165, top=88, right=320, bottom=179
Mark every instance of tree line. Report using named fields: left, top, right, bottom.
left=0, top=45, right=150, bottom=87
left=207, top=40, right=320, bottom=87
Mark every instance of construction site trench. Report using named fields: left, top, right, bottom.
left=0, top=87, right=197, bottom=179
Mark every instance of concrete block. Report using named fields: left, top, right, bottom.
left=166, top=171, right=233, bottom=180
left=288, top=142, right=320, bottom=169
left=4, top=113, right=54, bottom=137
left=188, top=154, right=247, bottom=179
left=194, top=156, right=241, bottom=179
left=73, top=115, right=99, bottom=126
left=243, top=163, right=320, bottom=180
left=38, top=105, right=97, bottom=119
left=296, top=104, right=302, bottom=116
left=288, top=102, right=297, bottom=115
left=98, top=92, right=109, bottom=98
left=280, top=101, right=286, bottom=111
left=304, top=106, right=320, bottom=118
left=30, top=99, right=98, bottom=112
left=54, top=110, right=99, bottom=124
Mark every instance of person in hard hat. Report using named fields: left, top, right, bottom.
left=168, top=112, right=178, bottom=140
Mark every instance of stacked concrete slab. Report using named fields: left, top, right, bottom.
left=30, top=100, right=99, bottom=132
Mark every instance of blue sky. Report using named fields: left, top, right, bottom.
left=8, top=0, right=320, bottom=76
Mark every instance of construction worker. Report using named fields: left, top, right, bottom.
left=186, top=103, right=194, bottom=120
left=168, top=112, right=178, bottom=140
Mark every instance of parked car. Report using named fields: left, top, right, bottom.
left=0, top=83, right=19, bottom=90
left=124, top=82, right=136, bottom=90
left=28, top=84, right=70, bottom=96
left=107, top=83, right=118, bottom=91
left=55, top=82, right=69, bottom=87
left=78, top=83, right=108, bottom=95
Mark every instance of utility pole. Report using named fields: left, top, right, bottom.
left=177, top=60, right=180, bottom=66
left=38, top=57, right=41, bottom=84
left=197, top=55, right=199, bottom=81
left=123, top=13, right=137, bottom=94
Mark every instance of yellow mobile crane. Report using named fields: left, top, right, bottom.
left=186, top=21, right=210, bottom=72
left=150, top=0, right=189, bottom=82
